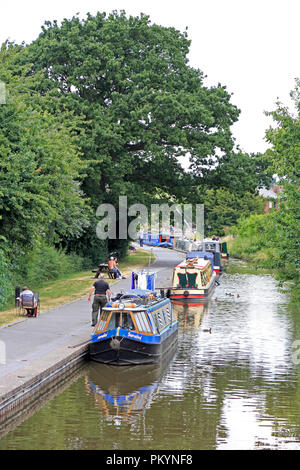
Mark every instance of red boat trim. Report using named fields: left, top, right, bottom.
left=171, top=294, right=206, bottom=298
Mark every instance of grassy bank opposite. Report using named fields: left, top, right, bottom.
left=0, top=248, right=155, bottom=326
left=224, top=225, right=299, bottom=301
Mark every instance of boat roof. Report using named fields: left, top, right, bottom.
left=176, top=257, right=211, bottom=270
left=103, top=289, right=169, bottom=311
left=121, top=288, right=156, bottom=297
left=186, top=251, right=214, bottom=261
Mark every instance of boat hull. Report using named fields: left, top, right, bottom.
left=170, top=278, right=215, bottom=302
left=89, top=323, right=178, bottom=366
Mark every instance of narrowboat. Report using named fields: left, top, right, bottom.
left=169, top=254, right=216, bottom=302
left=173, top=238, right=200, bottom=252
left=142, top=233, right=173, bottom=248
left=89, top=289, right=178, bottom=365
left=197, top=239, right=222, bottom=275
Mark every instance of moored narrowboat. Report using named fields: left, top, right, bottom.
left=197, top=239, right=222, bottom=275
left=89, top=289, right=178, bottom=365
left=142, top=233, right=173, bottom=248
left=170, top=255, right=216, bottom=302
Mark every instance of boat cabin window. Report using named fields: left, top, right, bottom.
left=122, top=312, right=135, bottom=330
left=156, top=309, right=166, bottom=330
left=150, top=314, right=160, bottom=334
left=205, top=243, right=216, bottom=252
left=163, top=305, right=172, bottom=323
left=107, top=311, right=121, bottom=330
left=133, top=311, right=152, bottom=333
left=97, top=310, right=110, bottom=331
left=201, top=271, right=209, bottom=286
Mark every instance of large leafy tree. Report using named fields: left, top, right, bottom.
left=0, top=43, right=89, bottom=255
left=22, top=10, right=240, bottom=211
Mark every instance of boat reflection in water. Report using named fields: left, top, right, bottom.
left=86, top=342, right=177, bottom=424
left=171, top=300, right=211, bottom=328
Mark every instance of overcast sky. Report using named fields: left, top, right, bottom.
left=1, top=0, right=299, bottom=154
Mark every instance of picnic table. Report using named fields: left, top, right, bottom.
left=92, top=263, right=116, bottom=279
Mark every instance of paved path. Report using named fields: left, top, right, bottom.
left=0, top=246, right=184, bottom=381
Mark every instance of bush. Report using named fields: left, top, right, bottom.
left=14, top=243, right=85, bottom=288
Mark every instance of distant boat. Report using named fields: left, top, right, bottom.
left=89, top=288, right=178, bottom=365
left=141, top=233, right=173, bottom=248
left=169, top=255, right=216, bottom=302
left=196, top=239, right=223, bottom=275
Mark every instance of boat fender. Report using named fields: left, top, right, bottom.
left=183, top=290, right=189, bottom=297
left=110, top=338, right=120, bottom=350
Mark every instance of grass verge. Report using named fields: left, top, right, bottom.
left=0, top=248, right=155, bottom=326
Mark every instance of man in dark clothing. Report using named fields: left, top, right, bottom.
left=88, top=274, right=111, bottom=326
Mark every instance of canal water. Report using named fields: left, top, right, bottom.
left=0, top=260, right=299, bottom=450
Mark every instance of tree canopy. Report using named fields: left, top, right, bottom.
left=0, top=43, right=89, bottom=254
left=22, top=10, right=240, bottom=209
left=264, top=84, right=300, bottom=286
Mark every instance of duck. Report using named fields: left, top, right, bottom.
left=237, top=294, right=240, bottom=298
left=203, top=328, right=212, bottom=333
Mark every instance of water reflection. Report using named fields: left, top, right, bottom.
left=172, top=300, right=210, bottom=329
left=1, top=266, right=300, bottom=450
left=85, top=344, right=177, bottom=426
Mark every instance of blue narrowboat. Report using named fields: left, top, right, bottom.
left=89, top=289, right=178, bottom=365
left=142, top=233, right=173, bottom=248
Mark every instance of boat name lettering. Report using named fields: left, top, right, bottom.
left=128, top=332, right=142, bottom=340
left=98, top=333, right=108, bottom=339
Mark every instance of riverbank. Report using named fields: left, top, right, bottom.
left=225, top=234, right=299, bottom=300
left=0, top=246, right=184, bottom=437
left=224, top=235, right=275, bottom=273
left=0, top=248, right=155, bottom=327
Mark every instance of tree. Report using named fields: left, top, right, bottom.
left=203, top=150, right=273, bottom=196
left=22, top=10, right=240, bottom=211
left=0, top=43, right=89, bottom=255
left=264, top=83, right=300, bottom=288
left=196, top=187, right=264, bottom=236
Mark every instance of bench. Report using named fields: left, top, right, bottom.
left=92, top=264, right=117, bottom=279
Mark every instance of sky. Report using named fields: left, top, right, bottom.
left=1, top=0, right=299, bottom=155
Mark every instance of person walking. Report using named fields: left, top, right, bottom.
left=88, top=274, right=111, bottom=327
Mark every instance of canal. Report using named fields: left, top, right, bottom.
left=0, top=259, right=299, bottom=450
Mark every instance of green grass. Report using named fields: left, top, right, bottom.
left=0, top=248, right=155, bottom=326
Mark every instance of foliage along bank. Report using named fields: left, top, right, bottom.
left=228, top=82, right=300, bottom=297
left=0, top=11, right=276, bottom=307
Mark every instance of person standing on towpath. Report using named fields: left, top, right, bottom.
left=88, top=274, right=111, bottom=326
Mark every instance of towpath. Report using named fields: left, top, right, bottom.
left=0, top=246, right=184, bottom=391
